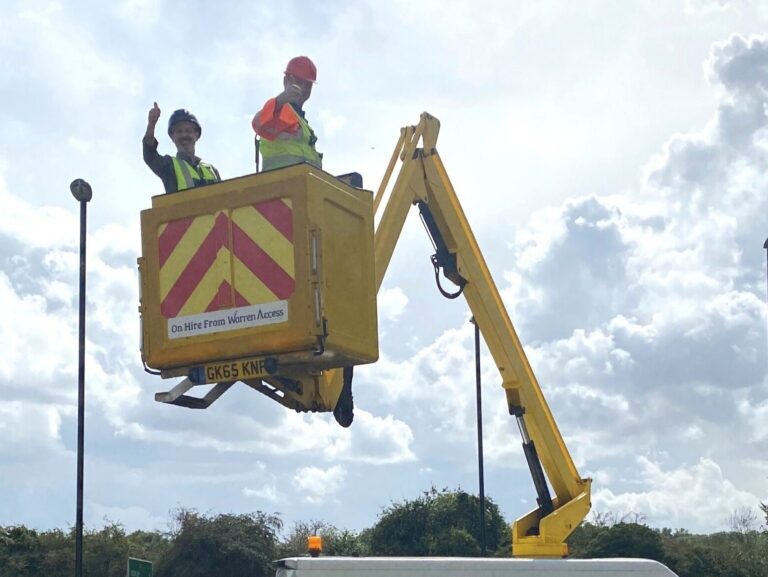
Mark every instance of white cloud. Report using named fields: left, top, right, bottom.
left=739, top=397, right=768, bottom=441
left=243, top=484, right=279, bottom=503
left=5, top=3, right=142, bottom=105
left=0, top=402, right=68, bottom=459
left=1, top=4, right=768, bottom=536
left=685, top=0, right=735, bottom=15
left=113, top=0, right=163, bottom=29
left=117, top=402, right=417, bottom=467
left=378, top=286, right=408, bottom=323
left=86, top=503, right=165, bottom=532
left=292, top=465, right=346, bottom=504
left=0, top=271, right=77, bottom=393
left=593, top=457, right=760, bottom=532
left=116, top=410, right=345, bottom=455
left=329, top=409, right=417, bottom=465
left=0, top=198, right=148, bottom=424
left=0, top=188, right=78, bottom=249
left=318, top=109, right=348, bottom=140
left=488, top=32, right=768, bottom=531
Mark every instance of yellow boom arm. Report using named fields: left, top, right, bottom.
left=143, top=111, right=591, bottom=556
left=372, top=113, right=591, bottom=557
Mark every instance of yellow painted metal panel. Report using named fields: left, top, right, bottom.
left=232, top=205, right=295, bottom=277
left=232, top=257, right=279, bottom=304
left=139, top=165, right=378, bottom=373
left=158, top=214, right=213, bottom=302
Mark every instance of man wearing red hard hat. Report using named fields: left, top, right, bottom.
left=252, top=56, right=322, bottom=171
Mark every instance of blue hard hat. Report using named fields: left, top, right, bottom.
left=168, top=109, right=202, bottom=136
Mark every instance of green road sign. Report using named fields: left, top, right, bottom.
left=127, top=557, right=152, bottom=577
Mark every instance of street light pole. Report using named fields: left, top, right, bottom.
left=763, top=238, right=768, bottom=307
left=70, top=179, right=92, bottom=577
left=471, top=317, right=487, bottom=556
left=764, top=238, right=768, bottom=359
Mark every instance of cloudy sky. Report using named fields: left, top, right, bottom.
left=1, top=0, right=767, bottom=540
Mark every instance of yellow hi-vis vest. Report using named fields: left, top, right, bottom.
left=260, top=104, right=322, bottom=171
left=171, top=157, right=219, bottom=191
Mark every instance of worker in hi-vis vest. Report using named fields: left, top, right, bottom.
left=252, top=56, right=322, bottom=171
left=143, top=103, right=221, bottom=194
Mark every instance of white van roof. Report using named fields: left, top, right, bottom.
left=275, top=556, right=679, bottom=576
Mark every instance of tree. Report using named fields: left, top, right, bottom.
left=155, top=509, right=281, bottom=577
left=658, top=529, right=738, bottom=577
left=0, top=525, right=81, bottom=577
left=82, top=522, right=130, bottom=577
left=566, top=521, right=603, bottom=557
left=125, top=529, right=171, bottom=565
left=729, top=507, right=758, bottom=533
left=664, top=543, right=736, bottom=577
left=366, top=487, right=509, bottom=557
left=568, top=510, right=649, bottom=558
left=575, top=522, right=666, bottom=562
left=37, top=528, right=73, bottom=577
left=0, top=525, right=45, bottom=577
left=722, top=507, right=768, bottom=577
left=279, top=520, right=366, bottom=558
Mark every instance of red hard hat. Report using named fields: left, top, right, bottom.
left=285, top=56, right=317, bottom=83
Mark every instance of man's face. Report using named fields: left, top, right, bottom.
left=170, top=121, right=200, bottom=153
left=285, top=74, right=313, bottom=103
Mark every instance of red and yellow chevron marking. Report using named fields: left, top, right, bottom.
left=158, top=198, right=295, bottom=319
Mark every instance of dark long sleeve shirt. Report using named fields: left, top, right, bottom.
left=143, top=137, right=221, bottom=194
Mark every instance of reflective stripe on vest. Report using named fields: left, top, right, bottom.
left=171, top=157, right=218, bottom=191
left=260, top=106, right=322, bottom=171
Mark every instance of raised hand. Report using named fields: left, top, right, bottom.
left=148, top=102, right=161, bottom=125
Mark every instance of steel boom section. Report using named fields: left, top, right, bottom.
left=372, top=113, right=591, bottom=557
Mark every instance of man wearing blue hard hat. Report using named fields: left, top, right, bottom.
left=143, top=102, right=221, bottom=194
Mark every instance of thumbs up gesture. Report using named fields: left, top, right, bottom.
left=148, top=102, right=161, bottom=126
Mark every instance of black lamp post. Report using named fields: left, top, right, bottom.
left=471, top=317, right=487, bottom=556
left=70, top=178, right=92, bottom=577
left=764, top=238, right=768, bottom=306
